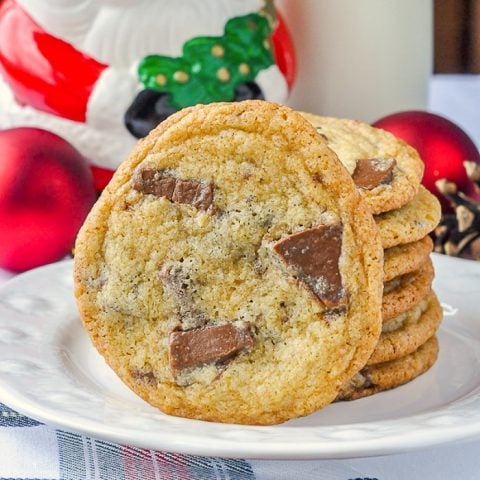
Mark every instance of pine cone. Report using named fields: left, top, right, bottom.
left=434, top=164, right=480, bottom=260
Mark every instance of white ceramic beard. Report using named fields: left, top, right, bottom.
left=4, top=0, right=287, bottom=170
left=0, top=75, right=138, bottom=171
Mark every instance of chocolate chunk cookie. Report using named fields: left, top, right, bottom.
left=74, top=101, right=384, bottom=425
left=300, top=113, right=424, bottom=215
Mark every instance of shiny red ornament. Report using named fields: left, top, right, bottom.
left=373, top=111, right=480, bottom=210
left=0, top=128, right=97, bottom=271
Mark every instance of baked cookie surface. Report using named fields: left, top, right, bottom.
left=74, top=101, right=383, bottom=425
left=300, top=113, right=424, bottom=215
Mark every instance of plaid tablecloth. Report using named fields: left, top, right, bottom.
left=1, top=400, right=480, bottom=480
left=2, top=75, right=480, bottom=479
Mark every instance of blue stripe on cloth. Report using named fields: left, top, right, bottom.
left=57, top=430, right=255, bottom=480
left=95, top=440, right=126, bottom=479
left=0, top=403, right=42, bottom=427
left=57, top=430, right=86, bottom=480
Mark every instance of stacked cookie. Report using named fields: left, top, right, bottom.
left=301, top=114, right=442, bottom=400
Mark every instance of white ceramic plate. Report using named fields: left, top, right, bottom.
left=0, top=254, right=479, bottom=460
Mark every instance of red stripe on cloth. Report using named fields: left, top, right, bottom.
left=123, top=445, right=179, bottom=479
left=121, top=445, right=139, bottom=480
left=153, top=450, right=192, bottom=479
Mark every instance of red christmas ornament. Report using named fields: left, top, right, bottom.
left=372, top=111, right=480, bottom=210
left=0, top=128, right=96, bottom=271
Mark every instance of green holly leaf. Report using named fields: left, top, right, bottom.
left=137, top=12, right=275, bottom=109
left=224, top=13, right=274, bottom=72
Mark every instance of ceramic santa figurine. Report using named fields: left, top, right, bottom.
left=0, top=0, right=295, bottom=189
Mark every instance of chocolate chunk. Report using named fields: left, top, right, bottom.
left=133, top=168, right=213, bottom=209
left=169, top=322, right=254, bottom=371
left=133, top=169, right=176, bottom=198
left=131, top=369, right=157, bottom=385
left=273, top=224, right=347, bottom=308
left=172, top=178, right=213, bottom=210
left=352, top=158, right=396, bottom=190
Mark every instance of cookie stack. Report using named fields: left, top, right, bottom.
left=74, top=101, right=442, bottom=425
left=301, top=114, right=442, bottom=400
